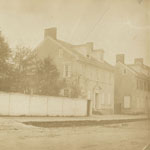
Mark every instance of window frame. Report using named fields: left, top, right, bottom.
left=63, top=63, right=71, bottom=78
left=58, top=48, right=63, bottom=58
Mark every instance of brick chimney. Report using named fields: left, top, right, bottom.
left=86, top=42, right=93, bottom=51
left=116, top=54, right=125, bottom=64
left=134, top=58, right=143, bottom=65
left=44, top=27, right=57, bottom=40
left=85, top=42, right=93, bottom=58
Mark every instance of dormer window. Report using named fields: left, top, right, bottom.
left=58, top=49, right=63, bottom=58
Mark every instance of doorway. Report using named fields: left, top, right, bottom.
left=95, top=93, right=100, bottom=109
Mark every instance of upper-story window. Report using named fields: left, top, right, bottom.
left=139, top=80, right=144, bottom=90
left=123, top=68, right=127, bottom=75
left=109, top=72, right=112, bottom=84
left=107, top=94, right=111, bottom=105
left=137, top=79, right=139, bottom=89
left=58, top=49, right=63, bottom=58
left=96, top=69, right=99, bottom=81
left=144, top=81, right=147, bottom=91
left=63, top=64, right=71, bottom=78
left=148, top=82, right=150, bottom=91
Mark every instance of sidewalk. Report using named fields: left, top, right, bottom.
left=1, top=114, right=148, bottom=123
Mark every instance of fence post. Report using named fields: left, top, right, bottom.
left=87, top=99, right=92, bottom=116
left=28, top=95, right=31, bottom=116
left=8, top=94, right=11, bottom=116
left=47, top=97, right=48, bottom=116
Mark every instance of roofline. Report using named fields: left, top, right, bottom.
left=117, top=62, right=149, bottom=80
left=35, top=37, right=114, bottom=72
left=35, top=37, right=79, bottom=60
left=78, top=59, right=114, bottom=72
left=127, top=64, right=150, bottom=70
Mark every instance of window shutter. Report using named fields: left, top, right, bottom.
left=59, top=49, right=63, bottom=58
left=124, top=96, right=131, bottom=108
left=101, top=93, right=105, bottom=104
left=87, top=91, right=91, bottom=100
left=68, top=65, right=71, bottom=77
left=107, top=94, right=111, bottom=105
left=63, top=65, right=66, bottom=77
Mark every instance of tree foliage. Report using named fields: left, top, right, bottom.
left=0, top=31, right=12, bottom=91
left=0, top=31, right=11, bottom=64
left=11, top=46, right=63, bottom=96
left=0, top=32, right=80, bottom=97
left=11, top=46, right=36, bottom=93
left=34, top=57, right=63, bottom=96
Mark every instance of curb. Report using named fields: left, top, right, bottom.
left=23, top=118, right=148, bottom=128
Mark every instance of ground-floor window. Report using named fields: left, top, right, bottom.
left=63, top=88, right=70, bottom=97
left=101, top=93, right=105, bottom=105
left=107, top=94, right=111, bottom=105
left=124, top=96, right=131, bottom=108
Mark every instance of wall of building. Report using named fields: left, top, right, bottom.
left=75, top=61, right=114, bottom=114
left=0, top=92, right=89, bottom=116
left=115, top=63, right=150, bottom=114
left=115, top=63, right=137, bottom=114
left=35, top=36, right=114, bottom=114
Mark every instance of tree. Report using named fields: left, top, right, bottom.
left=34, top=57, right=63, bottom=96
left=12, top=47, right=64, bottom=96
left=0, top=31, right=12, bottom=92
left=12, top=46, right=36, bottom=93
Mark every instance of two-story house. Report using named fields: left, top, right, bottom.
left=35, top=27, right=114, bottom=114
left=115, top=54, right=150, bottom=114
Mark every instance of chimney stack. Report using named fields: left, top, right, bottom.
left=116, top=54, right=125, bottom=64
left=134, top=58, right=143, bottom=65
left=44, top=27, right=57, bottom=40
left=86, top=42, right=93, bottom=51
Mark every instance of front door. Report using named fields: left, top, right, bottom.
left=95, top=93, right=99, bottom=109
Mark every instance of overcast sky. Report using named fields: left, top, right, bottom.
left=0, top=0, right=150, bottom=65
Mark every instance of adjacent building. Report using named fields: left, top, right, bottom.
left=114, top=54, right=150, bottom=114
left=35, top=27, right=115, bottom=114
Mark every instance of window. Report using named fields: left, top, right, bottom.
left=124, top=96, right=131, bottom=108
left=107, top=94, right=111, bottom=105
left=101, top=93, right=105, bottom=104
left=108, top=73, right=111, bottom=84
left=144, top=81, right=147, bottom=91
left=148, top=82, right=150, bottom=91
left=139, top=80, right=143, bottom=90
left=137, top=79, right=139, bottom=89
left=63, top=64, right=71, bottom=78
left=136, top=98, right=140, bottom=108
left=87, top=91, right=91, bottom=100
left=146, top=83, right=149, bottom=91
left=64, top=88, right=70, bottom=97
left=58, top=49, right=63, bottom=58
left=123, top=69, right=127, bottom=74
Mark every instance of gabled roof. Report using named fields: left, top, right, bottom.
left=127, top=64, right=150, bottom=71
left=35, top=36, right=114, bottom=72
left=117, top=62, right=150, bottom=80
left=57, top=40, right=114, bottom=71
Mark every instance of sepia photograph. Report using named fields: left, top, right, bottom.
left=0, top=0, right=150, bottom=150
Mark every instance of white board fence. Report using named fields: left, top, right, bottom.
left=0, top=92, right=90, bottom=116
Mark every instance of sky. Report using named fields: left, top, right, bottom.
left=0, top=0, right=150, bottom=65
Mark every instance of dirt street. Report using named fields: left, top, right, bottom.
left=0, top=118, right=149, bottom=150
